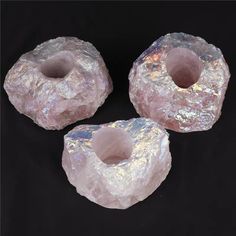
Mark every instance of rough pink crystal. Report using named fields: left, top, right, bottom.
left=4, top=37, right=113, bottom=130
left=62, top=118, right=171, bottom=209
left=129, top=33, right=230, bottom=132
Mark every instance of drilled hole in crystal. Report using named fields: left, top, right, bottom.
left=166, top=47, right=203, bottom=88
left=40, top=52, right=74, bottom=78
left=92, top=127, right=133, bottom=165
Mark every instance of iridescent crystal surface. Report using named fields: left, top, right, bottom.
left=4, top=37, right=113, bottom=130
left=129, top=33, right=230, bottom=132
left=62, top=118, right=171, bottom=209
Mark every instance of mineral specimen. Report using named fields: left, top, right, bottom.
left=129, top=33, right=230, bottom=132
left=4, top=37, right=113, bottom=130
left=62, top=118, right=171, bottom=209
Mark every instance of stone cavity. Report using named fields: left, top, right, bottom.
left=166, top=47, right=203, bottom=88
left=92, top=127, right=133, bottom=165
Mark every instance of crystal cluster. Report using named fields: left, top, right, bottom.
left=4, top=37, right=113, bottom=130
left=129, top=33, right=230, bottom=132
left=62, top=118, right=171, bottom=209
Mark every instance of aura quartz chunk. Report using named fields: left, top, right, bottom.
left=4, top=37, right=113, bottom=130
left=62, top=118, right=171, bottom=209
left=129, top=33, right=230, bottom=132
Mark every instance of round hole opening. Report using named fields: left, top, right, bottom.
left=92, top=127, right=133, bottom=165
left=165, top=47, right=203, bottom=88
left=40, top=52, right=74, bottom=78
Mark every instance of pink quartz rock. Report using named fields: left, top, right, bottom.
left=62, top=118, right=171, bottom=209
left=129, top=33, right=230, bottom=132
left=4, top=37, right=113, bottom=130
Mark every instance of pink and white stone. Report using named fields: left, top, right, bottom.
left=62, top=118, right=171, bottom=209
left=4, top=37, right=113, bottom=130
left=129, top=33, right=230, bottom=132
